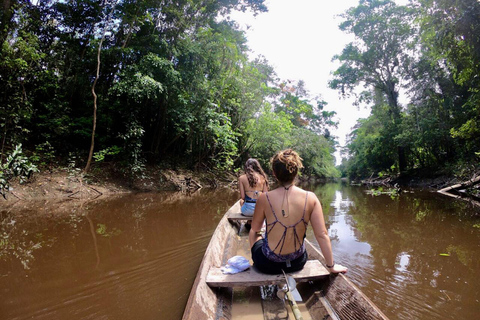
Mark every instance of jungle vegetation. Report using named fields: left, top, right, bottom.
left=332, top=0, right=480, bottom=179
left=0, top=0, right=479, bottom=188
left=0, top=0, right=338, bottom=186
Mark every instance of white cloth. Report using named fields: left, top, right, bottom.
left=220, top=256, right=250, bottom=274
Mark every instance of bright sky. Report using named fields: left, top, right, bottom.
left=229, top=0, right=372, bottom=164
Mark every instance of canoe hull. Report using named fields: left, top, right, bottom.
left=182, top=201, right=241, bottom=320
left=182, top=201, right=389, bottom=320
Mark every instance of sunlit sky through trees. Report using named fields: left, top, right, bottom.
left=229, top=0, right=409, bottom=164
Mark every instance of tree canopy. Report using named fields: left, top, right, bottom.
left=3, top=0, right=478, bottom=183
left=332, top=0, right=480, bottom=179
left=0, top=0, right=339, bottom=181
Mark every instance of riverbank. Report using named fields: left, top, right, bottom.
left=3, top=163, right=478, bottom=205
left=367, top=174, right=479, bottom=195
left=3, top=164, right=238, bottom=202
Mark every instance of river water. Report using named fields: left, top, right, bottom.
left=0, top=183, right=479, bottom=320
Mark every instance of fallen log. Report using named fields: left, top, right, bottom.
left=438, top=174, right=480, bottom=209
left=438, top=175, right=480, bottom=194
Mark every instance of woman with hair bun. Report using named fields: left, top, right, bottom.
left=238, top=158, right=269, bottom=217
left=249, top=149, right=348, bottom=275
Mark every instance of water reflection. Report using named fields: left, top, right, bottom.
left=306, top=183, right=480, bottom=320
left=0, top=189, right=238, bottom=320
left=1, top=184, right=479, bottom=320
left=328, top=190, right=372, bottom=257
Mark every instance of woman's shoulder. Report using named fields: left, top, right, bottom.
left=294, top=188, right=318, bottom=201
left=292, top=185, right=307, bottom=193
left=305, top=191, right=320, bottom=206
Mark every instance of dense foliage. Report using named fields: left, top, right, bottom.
left=3, top=1, right=478, bottom=183
left=332, top=0, right=480, bottom=179
left=0, top=0, right=339, bottom=179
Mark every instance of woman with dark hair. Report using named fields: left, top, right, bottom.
left=238, top=158, right=269, bottom=217
left=249, top=149, right=348, bottom=275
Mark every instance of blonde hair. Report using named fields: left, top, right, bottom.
left=270, top=149, right=303, bottom=183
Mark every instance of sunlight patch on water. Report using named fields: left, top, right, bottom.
left=329, top=191, right=372, bottom=257
left=396, top=252, right=410, bottom=273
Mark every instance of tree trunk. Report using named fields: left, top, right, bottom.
left=0, top=122, right=8, bottom=163
left=398, top=146, right=406, bottom=173
left=149, top=99, right=167, bottom=159
left=85, top=2, right=117, bottom=172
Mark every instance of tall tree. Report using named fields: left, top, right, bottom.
left=415, top=0, right=480, bottom=157
left=330, top=0, right=416, bottom=173
left=85, top=0, right=118, bottom=172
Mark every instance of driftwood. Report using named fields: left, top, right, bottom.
left=184, top=177, right=202, bottom=190
left=438, top=175, right=480, bottom=194
left=438, top=174, right=480, bottom=209
left=361, top=175, right=394, bottom=187
left=437, top=189, right=480, bottom=209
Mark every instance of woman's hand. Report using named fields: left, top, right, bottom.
left=327, top=264, right=348, bottom=274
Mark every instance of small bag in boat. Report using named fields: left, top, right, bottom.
left=220, top=256, right=250, bottom=274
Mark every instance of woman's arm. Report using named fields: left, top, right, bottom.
left=249, top=194, right=266, bottom=248
left=239, top=176, right=246, bottom=205
left=310, top=193, right=347, bottom=274
left=262, top=179, right=268, bottom=192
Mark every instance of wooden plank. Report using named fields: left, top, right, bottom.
left=227, top=211, right=253, bottom=221
left=319, top=295, right=341, bottom=320
left=206, top=260, right=329, bottom=287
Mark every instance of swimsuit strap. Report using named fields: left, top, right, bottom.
left=301, top=191, right=309, bottom=220
left=275, top=191, right=309, bottom=228
left=245, top=190, right=262, bottom=196
left=264, top=191, right=309, bottom=255
left=265, top=192, right=280, bottom=223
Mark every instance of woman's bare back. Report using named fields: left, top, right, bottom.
left=262, top=186, right=313, bottom=255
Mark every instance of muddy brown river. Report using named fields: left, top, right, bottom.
left=1, top=183, right=479, bottom=319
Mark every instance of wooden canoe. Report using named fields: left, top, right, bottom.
left=182, top=200, right=389, bottom=320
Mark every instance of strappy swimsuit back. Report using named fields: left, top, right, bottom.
left=262, top=191, right=309, bottom=263
left=244, top=181, right=265, bottom=203
left=244, top=190, right=261, bottom=203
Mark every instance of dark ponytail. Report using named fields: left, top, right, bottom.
left=244, top=158, right=268, bottom=188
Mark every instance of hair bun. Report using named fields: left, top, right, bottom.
left=273, top=149, right=304, bottom=176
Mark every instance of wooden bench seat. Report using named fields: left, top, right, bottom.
left=206, top=260, right=329, bottom=287
left=227, top=212, right=253, bottom=221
